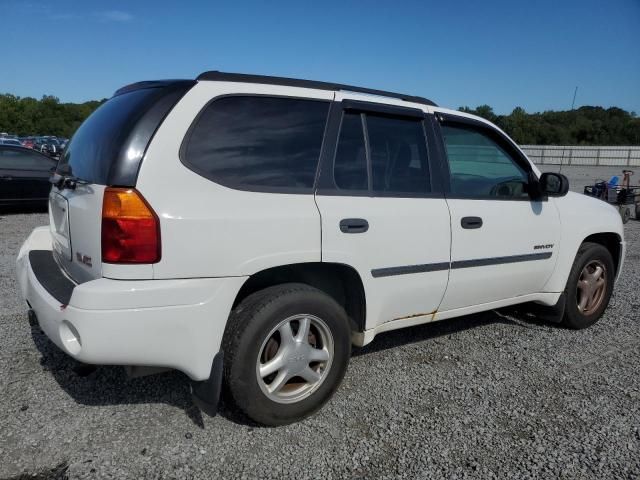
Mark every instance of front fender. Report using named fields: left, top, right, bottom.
left=543, top=192, right=624, bottom=293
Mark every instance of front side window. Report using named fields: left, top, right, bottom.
left=441, top=123, right=529, bottom=198
left=183, top=96, right=330, bottom=191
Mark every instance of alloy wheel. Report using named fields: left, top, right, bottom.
left=255, top=314, right=334, bottom=404
left=576, top=260, right=607, bottom=315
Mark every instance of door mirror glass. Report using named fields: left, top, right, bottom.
left=540, top=172, right=569, bottom=197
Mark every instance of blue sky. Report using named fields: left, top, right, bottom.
left=2, top=0, right=639, bottom=114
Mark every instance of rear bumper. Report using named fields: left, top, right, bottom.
left=16, top=227, right=246, bottom=381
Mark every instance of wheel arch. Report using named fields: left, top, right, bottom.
left=543, top=229, right=624, bottom=293
left=232, top=262, right=367, bottom=332
left=582, top=232, right=623, bottom=276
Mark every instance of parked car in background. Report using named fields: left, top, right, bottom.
left=0, top=138, right=23, bottom=146
left=16, top=72, right=625, bottom=426
left=0, top=145, right=56, bottom=207
left=33, top=137, right=63, bottom=158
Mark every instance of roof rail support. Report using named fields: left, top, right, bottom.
left=196, top=71, right=437, bottom=107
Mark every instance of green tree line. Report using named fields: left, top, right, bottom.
left=0, top=94, right=105, bottom=138
left=0, top=92, right=638, bottom=145
left=459, top=105, right=640, bottom=145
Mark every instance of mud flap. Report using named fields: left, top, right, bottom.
left=530, top=293, right=566, bottom=323
left=191, top=352, right=224, bottom=416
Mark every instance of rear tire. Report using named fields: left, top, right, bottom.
left=222, top=283, right=351, bottom=426
left=562, top=242, right=614, bottom=329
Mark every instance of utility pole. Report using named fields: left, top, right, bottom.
left=561, top=86, right=579, bottom=174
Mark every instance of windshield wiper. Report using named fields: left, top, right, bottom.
left=50, top=165, right=89, bottom=190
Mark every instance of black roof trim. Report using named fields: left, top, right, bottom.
left=196, top=71, right=437, bottom=107
left=342, top=99, right=426, bottom=119
left=114, top=80, right=196, bottom=97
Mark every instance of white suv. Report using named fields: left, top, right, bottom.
left=16, top=72, right=625, bottom=425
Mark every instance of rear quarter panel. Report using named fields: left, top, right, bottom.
left=136, top=81, right=334, bottom=279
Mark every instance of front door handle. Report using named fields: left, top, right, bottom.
left=0, top=176, right=13, bottom=181
left=461, top=216, right=483, bottom=229
left=340, top=218, right=369, bottom=233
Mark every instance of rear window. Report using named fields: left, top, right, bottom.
left=58, top=83, right=194, bottom=185
left=182, top=96, right=330, bottom=192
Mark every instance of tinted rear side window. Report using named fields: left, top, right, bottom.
left=366, top=115, right=430, bottom=194
left=334, top=113, right=368, bottom=191
left=329, top=111, right=431, bottom=195
left=182, top=96, right=329, bottom=192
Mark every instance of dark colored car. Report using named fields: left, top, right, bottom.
left=0, top=145, right=57, bottom=207
left=33, top=137, right=63, bottom=158
left=0, top=138, right=23, bottom=146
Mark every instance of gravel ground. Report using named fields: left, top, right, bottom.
left=1, top=166, right=639, bottom=479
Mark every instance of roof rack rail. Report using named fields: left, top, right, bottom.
left=196, top=71, right=437, bottom=107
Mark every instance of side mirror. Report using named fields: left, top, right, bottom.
left=540, top=172, right=569, bottom=197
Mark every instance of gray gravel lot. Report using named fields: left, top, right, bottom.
left=1, top=166, right=639, bottom=479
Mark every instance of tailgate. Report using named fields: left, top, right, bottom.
left=49, top=184, right=105, bottom=283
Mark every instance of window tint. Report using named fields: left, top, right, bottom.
left=366, top=115, right=430, bottom=194
left=0, top=148, right=55, bottom=170
left=334, top=113, right=367, bottom=190
left=57, top=83, right=194, bottom=186
left=183, top=96, right=329, bottom=191
left=58, top=88, right=173, bottom=184
left=441, top=124, right=529, bottom=198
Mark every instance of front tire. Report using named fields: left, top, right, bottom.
left=222, top=283, right=351, bottom=426
left=620, top=206, right=631, bottom=224
left=562, top=242, right=615, bottom=329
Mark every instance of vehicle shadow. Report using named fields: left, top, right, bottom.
left=352, top=307, right=550, bottom=358
left=28, top=307, right=550, bottom=429
left=28, top=315, right=207, bottom=428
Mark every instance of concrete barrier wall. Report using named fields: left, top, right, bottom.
left=521, top=146, right=640, bottom=166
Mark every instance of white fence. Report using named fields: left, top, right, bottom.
left=521, top=146, right=640, bottom=166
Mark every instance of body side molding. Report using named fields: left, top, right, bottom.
left=371, top=252, right=553, bottom=278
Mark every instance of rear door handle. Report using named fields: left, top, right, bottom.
left=0, top=176, right=13, bottom=181
left=340, top=218, right=369, bottom=233
left=461, top=216, right=483, bottom=229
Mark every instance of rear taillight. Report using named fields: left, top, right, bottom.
left=101, top=188, right=161, bottom=264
